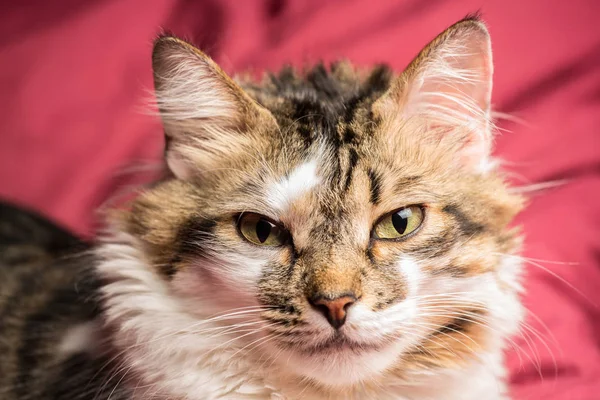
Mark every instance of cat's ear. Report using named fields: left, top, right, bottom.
left=152, top=36, right=275, bottom=179
left=374, top=17, right=494, bottom=172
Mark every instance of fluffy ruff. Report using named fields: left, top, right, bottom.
left=96, top=230, right=522, bottom=400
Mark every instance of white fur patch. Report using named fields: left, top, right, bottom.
left=399, top=256, right=422, bottom=296
left=267, top=160, right=321, bottom=211
left=58, top=321, right=99, bottom=356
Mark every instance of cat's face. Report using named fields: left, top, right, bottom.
left=123, top=17, right=523, bottom=388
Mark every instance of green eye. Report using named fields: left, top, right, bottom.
left=373, top=206, right=424, bottom=239
left=237, top=213, right=289, bottom=246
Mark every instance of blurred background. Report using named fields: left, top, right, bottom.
left=0, top=1, right=599, bottom=398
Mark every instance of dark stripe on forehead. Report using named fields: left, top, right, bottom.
left=442, top=204, right=486, bottom=237
left=342, top=126, right=356, bottom=144
left=395, top=175, right=422, bottom=189
left=367, top=168, right=382, bottom=204
left=343, top=148, right=359, bottom=192
left=338, top=67, right=392, bottom=143
left=289, top=97, right=319, bottom=147
left=265, top=63, right=394, bottom=153
left=342, top=95, right=364, bottom=125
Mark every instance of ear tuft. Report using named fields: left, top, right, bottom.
left=151, top=36, right=275, bottom=179
left=152, top=36, right=245, bottom=125
left=376, top=17, right=495, bottom=172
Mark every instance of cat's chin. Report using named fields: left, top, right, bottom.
left=272, top=339, right=402, bottom=387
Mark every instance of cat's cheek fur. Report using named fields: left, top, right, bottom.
left=97, top=232, right=275, bottom=399
left=172, top=252, right=267, bottom=308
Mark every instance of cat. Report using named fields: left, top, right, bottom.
left=0, top=15, right=524, bottom=400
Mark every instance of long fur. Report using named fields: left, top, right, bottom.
left=0, top=16, right=527, bottom=400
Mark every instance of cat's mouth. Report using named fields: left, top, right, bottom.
left=295, top=334, right=384, bottom=355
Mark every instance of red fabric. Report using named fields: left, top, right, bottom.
left=1, top=1, right=599, bottom=398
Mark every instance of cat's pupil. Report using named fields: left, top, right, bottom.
left=256, top=219, right=273, bottom=243
left=392, top=211, right=409, bottom=234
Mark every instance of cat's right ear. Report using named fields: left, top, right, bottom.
left=152, top=36, right=276, bottom=179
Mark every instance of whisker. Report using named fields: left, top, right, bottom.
left=498, top=253, right=596, bottom=308
left=416, top=310, right=547, bottom=380
left=206, top=323, right=280, bottom=355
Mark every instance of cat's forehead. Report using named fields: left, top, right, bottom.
left=241, top=67, right=392, bottom=212
left=254, top=143, right=381, bottom=247
left=242, top=63, right=393, bottom=149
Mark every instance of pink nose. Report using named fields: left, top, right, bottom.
left=309, top=294, right=357, bottom=329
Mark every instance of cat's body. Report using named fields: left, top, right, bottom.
left=0, top=16, right=524, bottom=400
left=0, top=203, right=130, bottom=400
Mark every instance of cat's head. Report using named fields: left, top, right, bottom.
left=117, top=16, right=523, bottom=388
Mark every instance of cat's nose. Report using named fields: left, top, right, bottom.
left=309, top=294, right=357, bottom=329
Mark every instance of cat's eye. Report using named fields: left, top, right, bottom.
left=373, top=205, right=424, bottom=240
left=237, top=213, right=289, bottom=247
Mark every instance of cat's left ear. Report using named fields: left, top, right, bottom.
left=152, top=36, right=276, bottom=179
left=374, top=16, right=494, bottom=172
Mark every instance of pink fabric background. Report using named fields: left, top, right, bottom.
left=1, top=1, right=599, bottom=398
